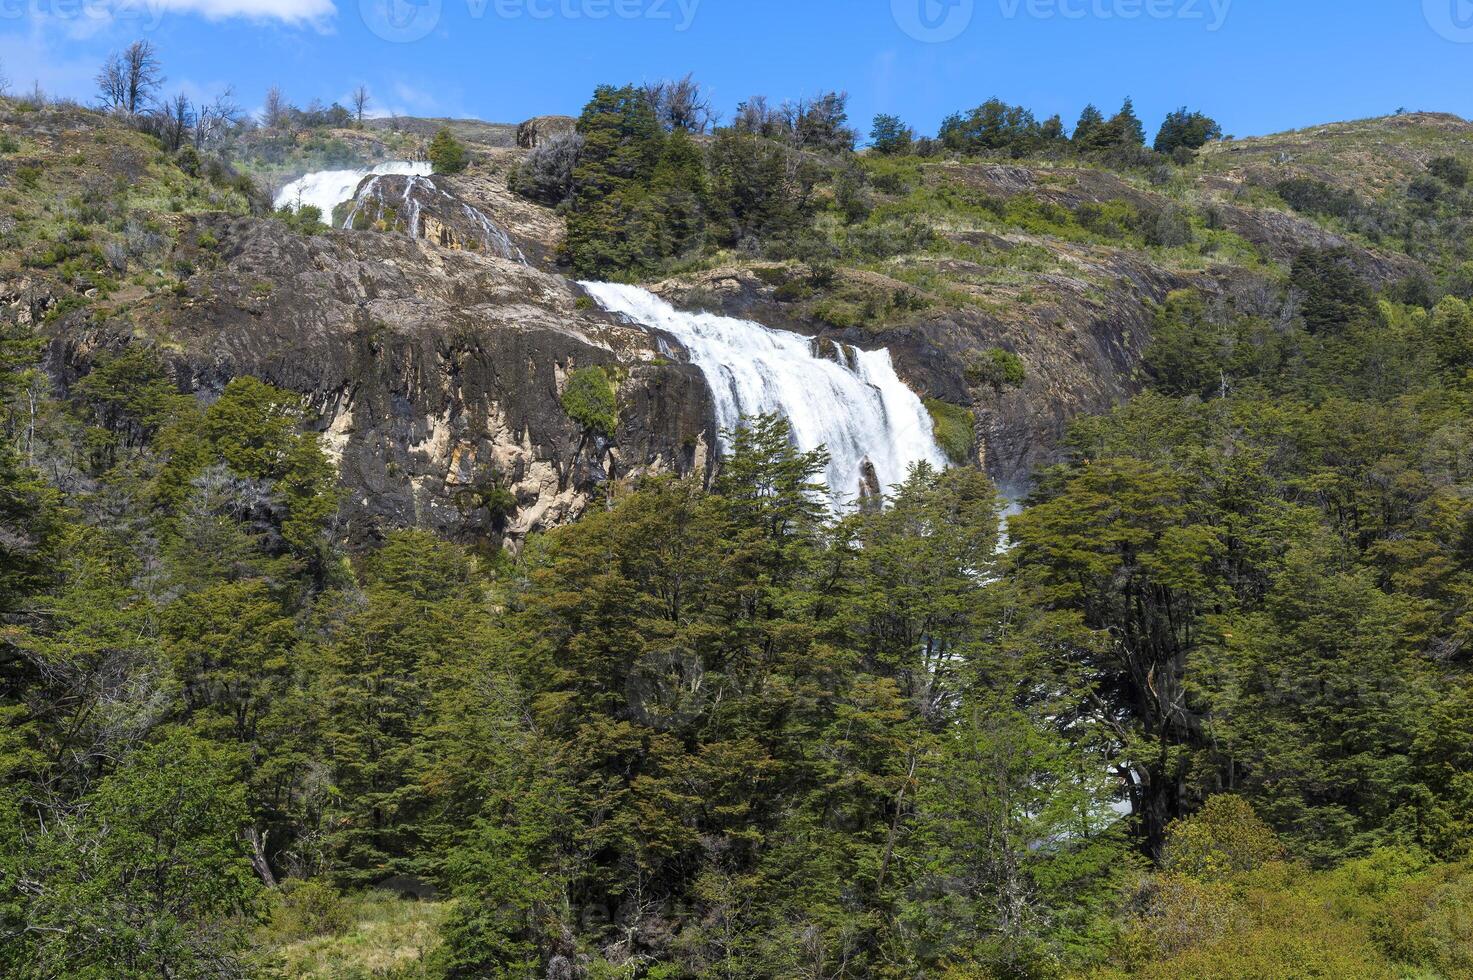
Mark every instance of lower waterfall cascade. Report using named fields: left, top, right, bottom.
left=581, top=282, right=949, bottom=508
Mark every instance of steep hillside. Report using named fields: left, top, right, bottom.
left=2, top=100, right=710, bottom=549
left=7, top=90, right=1473, bottom=980
left=5, top=98, right=1462, bottom=538
left=632, top=126, right=1428, bottom=489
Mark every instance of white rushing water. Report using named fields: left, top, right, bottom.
left=581, top=282, right=948, bottom=508
left=342, top=174, right=526, bottom=262
left=273, top=161, right=432, bottom=220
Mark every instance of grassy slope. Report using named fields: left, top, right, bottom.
left=251, top=893, right=449, bottom=979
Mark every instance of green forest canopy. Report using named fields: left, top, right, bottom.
left=3, top=71, right=1473, bottom=979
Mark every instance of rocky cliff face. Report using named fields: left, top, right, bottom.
left=49, top=213, right=714, bottom=549
left=340, top=173, right=527, bottom=260
left=8, top=101, right=1452, bottom=546
left=638, top=154, right=1423, bottom=492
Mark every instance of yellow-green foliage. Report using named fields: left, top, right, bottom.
left=253, top=889, right=448, bottom=978
left=1099, top=800, right=1473, bottom=979
left=924, top=398, right=975, bottom=465
left=1163, top=795, right=1285, bottom=879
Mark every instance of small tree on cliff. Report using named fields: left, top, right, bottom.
left=428, top=127, right=467, bottom=174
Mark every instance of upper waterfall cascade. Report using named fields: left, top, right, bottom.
left=343, top=174, right=527, bottom=262
left=581, top=282, right=948, bottom=508
left=274, top=165, right=526, bottom=263
left=273, top=162, right=432, bottom=219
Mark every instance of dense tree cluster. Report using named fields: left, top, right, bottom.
left=2, top=229, right=1471, bottom=975
left=527, top=83, right=838, bottom=279
left=523, top=82, right=1225, bottom=281
left=7, top=71, right=1473, bottom=979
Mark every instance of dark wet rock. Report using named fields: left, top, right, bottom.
left=50, top=215, right=715, bottom=550
left=339, top=173, right=527, bottom=261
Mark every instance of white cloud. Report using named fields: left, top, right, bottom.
left=146, top=0, right=337, bottom=26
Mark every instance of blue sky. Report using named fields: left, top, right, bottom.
left=5, top=0, right=1473, bottom=140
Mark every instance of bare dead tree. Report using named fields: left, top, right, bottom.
left=262, top=84, right=287, bottom=129
left=351, top=84, right=371, bottom=126
left=96, top=55, right=127, bottom=111
left=121, top=41, right=163, bottom=114
left=644, top=73, right=717, bottom=135
left=733, top=95, right=783, bottom=139
left=194, top=86, right=242, bottom=149
left=0, top=59, right=10, bottom=98
left=97, top=41, right=163, bottom=114
left=158, top=92, right=194, bottom=151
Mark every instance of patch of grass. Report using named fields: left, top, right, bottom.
left=252, top=889, right=448, bottom=979
left=812, top=298, right=862, bottom=329
left=966, top=347, right=1027, bottom=391
left=924, top=398, right=975, bottom=465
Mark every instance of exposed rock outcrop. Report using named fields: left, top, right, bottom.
left=49, top=215, right=714, bottom=549
left=340, top=173, right=527, bottom=261
left=517, top=115, right=577, bottom=149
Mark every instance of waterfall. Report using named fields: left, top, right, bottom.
left=581, top=282, right=948, bottom=508
left=340, top=174, right=432, bottom=236
left=273, top=161, right=432, bottom=220
left=277, top=166, right=527, bottom=263
left=457, top=199, right=525, bottom=263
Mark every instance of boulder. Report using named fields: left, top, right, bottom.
left=516, top=115, right=577, bottom=149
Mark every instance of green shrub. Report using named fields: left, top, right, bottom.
left=1275, top=177, right=1358, bottom=219
left=175, top=145, right=202, bottom=178
left=842, top=215, right=935, bottom=260
left=812, top=299, right=861, bottom=329
left=275, top=205, right=326, bottom=236
left=562, top=366, right=618, bottom=437
left=965, top=347, right=1026, bottom=391
left=924, top=399, right=974, bottom=465
left=266, top=879, right=353, bottom=943
left=428, top=127, right=468, bottom=175
left=1163, top=795, right=1285, bottom=879
left=774, top=280, right=812, bottom=302
left=1428, top=155, right=1469, bottom=189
